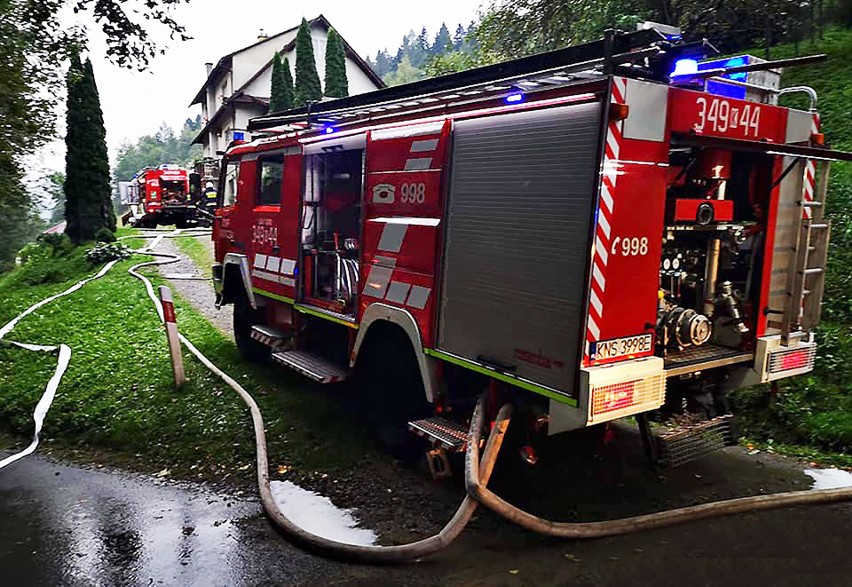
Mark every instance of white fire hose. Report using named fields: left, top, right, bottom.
left=2, top=230, right=851, bottom=563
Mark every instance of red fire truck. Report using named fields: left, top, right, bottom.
left=211, top=28, right=852, bottom=466
left=122, top=165, right=199, bottom=228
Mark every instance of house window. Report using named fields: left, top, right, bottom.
left=257, top=156, right=284, bottom=206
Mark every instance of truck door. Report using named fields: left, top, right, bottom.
left=212, top=157, right=242, bottom=263
left=246, top=148, right=301, bottom=303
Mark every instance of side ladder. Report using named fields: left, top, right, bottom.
left=781, top=160, right=831, bottom=345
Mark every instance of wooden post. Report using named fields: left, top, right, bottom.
left=158, top=285, right=186, bottom=388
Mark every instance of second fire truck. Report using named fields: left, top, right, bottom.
left=210, top=28, right=852, bottom=467
left=121, top=164, right=202, bottom=228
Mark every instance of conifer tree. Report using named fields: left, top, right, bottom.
left=294, top=18, right=322, bottom=107
left=269, top=52, right=295, bottom=112
left=281, top=57, right=295, bottom=108
left=324, top=28, right=348, bottom=98
left=65, top=54, right=114, bottom=242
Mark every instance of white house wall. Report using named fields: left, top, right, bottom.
left=232, top=29, right=298, bottom=91
left=197, top=20, right=381, bottom=158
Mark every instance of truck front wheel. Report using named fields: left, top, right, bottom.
left=233, top=291, right=268, bottom=362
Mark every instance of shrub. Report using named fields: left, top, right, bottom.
left=95, top=227, right=116, bottom=243
left=85, top=242, right=131, bottom=264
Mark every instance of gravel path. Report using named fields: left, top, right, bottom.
left=154, top=235, right=233, bottom=338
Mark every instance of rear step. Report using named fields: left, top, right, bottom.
left=653, top=414, right=736, bottom=467
left=408, top=417, right=470, bottom=452
left=250, top=325, right=289, bottom=348
left=271, top=350, right=348, bottom=384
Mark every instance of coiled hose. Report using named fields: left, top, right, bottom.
left=4, top=229, right=852, bottom=563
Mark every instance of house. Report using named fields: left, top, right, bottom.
left=190, top=15, right=384, bottom=158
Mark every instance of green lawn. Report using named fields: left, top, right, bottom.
left=0, top=234, right=375, bottom=482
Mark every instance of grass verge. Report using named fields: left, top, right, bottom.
left=728, top=29, right=852, bottom=463
left=174, top=234, right=213, bottom=277
left=0, top=234, right=376, bottom=484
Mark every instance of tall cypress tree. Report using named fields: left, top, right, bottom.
left=64, top=54, right=115, bottom=242
left=269, top=52, right=295, bottom=113
left=324, top=28, right=348, bottom=98
left=281, top=58, right=295, bottom=109
left=294, top=18, right=322, bottom=107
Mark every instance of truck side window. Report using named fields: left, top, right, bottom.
left=257, top=157, right=284, bottom=206
left=220, top=161, right=239, bottom=207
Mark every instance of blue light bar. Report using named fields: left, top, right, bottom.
left=670, top=58, right=699, bottom=78
left=698, top=55, right=753, bottom=99
left=506, top=92, right=524, bottom=104
left=699, top=55, right=749, bottom=82
left=324, top=126, right=336, bottom=134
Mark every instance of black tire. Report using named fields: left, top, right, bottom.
left=357, top=328, right=431, bottom=460
left=233, top=291, right=268, bottom=362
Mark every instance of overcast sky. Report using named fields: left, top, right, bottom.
left=34, top=0, right=485, bottom=175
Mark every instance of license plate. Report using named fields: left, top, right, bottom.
left=594, top=334, right=653, bottom=361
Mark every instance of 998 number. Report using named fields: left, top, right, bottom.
left=400, top=182, right=426, bottom=204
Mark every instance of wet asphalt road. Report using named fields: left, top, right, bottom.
left=0, top=454, right=364, bottom=586
left=2, top=447, right=851, bottom=586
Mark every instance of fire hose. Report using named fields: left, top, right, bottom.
left=2, top=230, right=851, bottom=563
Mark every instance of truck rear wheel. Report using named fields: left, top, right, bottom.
left=357, top=328, right=431, bottom=460
left=233, top=291, right=268, bottom=362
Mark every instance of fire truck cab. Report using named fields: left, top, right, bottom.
left=211, top=28, right=852, bottom=465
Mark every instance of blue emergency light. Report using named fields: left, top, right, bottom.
left=505, top=92, right=525, bottom=104
left=697, top=55, right=754, bottom=100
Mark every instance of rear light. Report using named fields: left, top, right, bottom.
left=584, top=357, right=666, bottom=425
left=592, top=380, right=637, bottom=416
left=768, top=346, right=816, bottom=374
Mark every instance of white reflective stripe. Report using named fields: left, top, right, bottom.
left=254, top=253, right=267, bottom=269
left=587, top=317, right=601, bottom=340
left=606, top=131, right=620, bottom=158
left=590, top=290, right=603, bottom=316
left=595, top=235, right=608, bottom=266
left=592, top=262, right=606, bottom=290
left=410, top=139, right=439, bottom=153
left=406, top=285, right=431, bottom=310
left=404, top=157, right=432, bottom=171
left=373, top=255, right=397, bottom=268
left=265, top=256, right=281, bottom=273
left=370, top=121, right=443, bottom=140
left=385, top=281, right=411, bottom=304
left=278, top=258, right=297, bottom=275
left=613, top=76, right=627, bottom=99
left=251, top=269, right=295, bottom=286
left=362, top=264, right=393, bottom=298
left=372, top=217, right=440, bottom=226
left=377, top=222, right=408, bottom=253
left=600, top=183, right=614, bottom=213
left=598, top=213, right=611, bottom=239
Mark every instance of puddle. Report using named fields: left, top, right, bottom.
left=269, top=481, right=378, bottom=546
left=804, top=468, right=852, bottom=490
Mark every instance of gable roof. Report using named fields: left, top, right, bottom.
left=189, top=14, right=384, bottom=106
